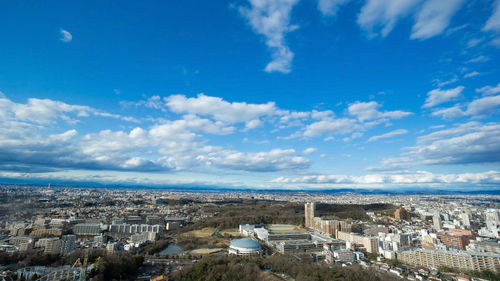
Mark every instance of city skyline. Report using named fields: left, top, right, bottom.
left=1, top=1, right=500, bottom=190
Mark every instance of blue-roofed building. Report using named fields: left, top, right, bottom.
left=228, top=238, right=262, bottom=256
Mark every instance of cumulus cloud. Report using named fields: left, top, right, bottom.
left=431, top=105, right=465, bottom=119
left=302, top=147, right=318, bottom=155
left=318, top=0, right=351, bottom=17
left=357, top=0, right=421, bottom=38
left=476, top=82, right=500, bottom=96
left=298, top=101, right=411, bottom=138
left=368, top=129, right=408, bottom=142
left=410, top=0, right=465, bottom=40
left=165, top=94, right=277, bottom=124
left=466, top=95, right=500, bottom=116
left=422, top=86, right=464, bottom=108
left=198, top=148, right=310, bottom=172
left=59, top=29, right=72, bottom=43
left=347, top=101, right=412, bottom=122
left=239, top=0, right=300, bottom=73
left=303, top=117, right=357, bottom=137
left=368, top=121, right=500, bottom=171
left=409, top=122, right=500, bottom=165
left=0, top=92, right=315, bottom=174
left=0, top=95, right=136, bottom=124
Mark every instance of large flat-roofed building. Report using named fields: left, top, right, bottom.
left=333, top=250, right=355, bottom=262
left=276, top=240, right=320, bottom=254
left=253, top=227, right=310, bottom=243
left=468, top=240, right=500, bottom=254
left=336, top=231, right=378, bottom=254
left=73, top=224, right=102, bottom=236
left=436, top=232, right=474, bottom=250
left=109, top=223, right=163, bottom=234
left=398, top=249, right=500, bottom=273
left=267, top=232, right=311, bottom=241
left=30, top=228, right=62, bottom=237
left=9, top=235, right=33, bottom=245
left=37, top=238, right=61, bottom=254
left=275, top=232, right=344, bottom=254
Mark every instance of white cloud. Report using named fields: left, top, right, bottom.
left=466, top=95, right=500, bottom=116
left=243, top=119, right=264, bottom=131
left=303, top=117, right=357, bottom=137
left=410, top=122, right=500, bottom=165
left=0, top=95, right=135, bottom=124
left=318, top=0, right=351, bottom=17
left=365, top=157, right=411, bottom=171
left=348, top=101, right=412, bottom=122
left=432, top=76, right=458, bottom=87
left=239, top=0, right=300, bottom=73
left=368, top=121, right=500, bottom=171
left=491, top=37, right=500, bottom=47
left=165, top=94, right=277, bottom=123
left=302, top=147, right=317, bottom=155
left=357, top=0, right=422, bottom=38
left=476, top=82, right=500, bottom=96
left=466, top=55, right=490, bottom=64
left=466, top=38, right=482, bottom=48
left=59, top=29, right=72, bottom=43
left=368, top=129, right=408, bottom=142
left=343, top=132, right=363, bottom=142
left=271, top=170, right=500, bottom=185
left=410, top=0, right=465, bottom=40
left=484, top=0, right=500, bottom=33
left=422, top=86, right=464, bottom=108
left=431, top=105, right=465, bottom=119
left=464, top=71, right=480, bottom=78
left=198, top=148, right=310, bottom=172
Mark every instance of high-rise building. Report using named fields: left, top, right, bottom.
left=305, top=202, right=315, bottom=228
left=304, top=203, right=351, bottom=235
left=461, top=212, right=471, bottom=227
left=433, top=212, right=442, bottom=231
left=485, top=209, right=500, bottom=238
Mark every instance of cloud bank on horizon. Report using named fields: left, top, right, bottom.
left=0, top=0, right=499, bottom=190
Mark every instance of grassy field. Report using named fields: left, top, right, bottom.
left=182, top=227, right=216, bottom=238
left=189, top=248, right=224, bottom=255
left=220, top=228, right=242, bottom=237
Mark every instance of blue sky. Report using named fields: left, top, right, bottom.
left=1, top=0, right=500, bottom=190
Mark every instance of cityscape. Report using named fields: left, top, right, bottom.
left=0, top=184, right=498, bottom=280
left=1, top=0, right=500, bottom=280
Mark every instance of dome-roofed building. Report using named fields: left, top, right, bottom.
left=228, top=238, right=263, bottom=256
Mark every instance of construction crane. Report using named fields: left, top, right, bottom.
left=71, top=253, right=89, bottom=281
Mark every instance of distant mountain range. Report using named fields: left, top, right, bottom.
left=1, top=179, right=499, bottom=195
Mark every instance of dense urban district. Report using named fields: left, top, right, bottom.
left=0, top=185, right=499, bottom=281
